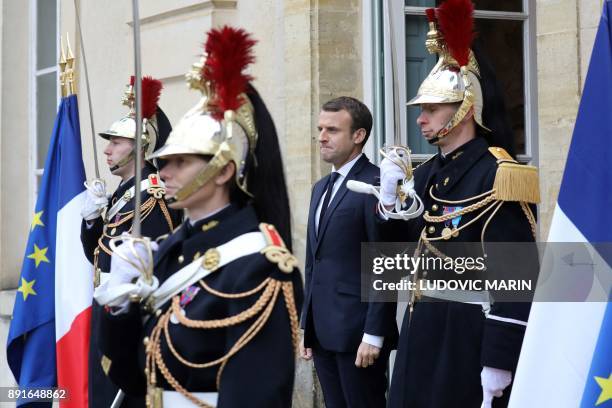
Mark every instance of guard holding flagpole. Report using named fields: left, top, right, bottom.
left=93, top=26, right=302, bottom=407
left=376, top=1, right=540, bottom=407
left=7, top=34, right=95, bottom=408
left=80, top=75, right=183, bottom=407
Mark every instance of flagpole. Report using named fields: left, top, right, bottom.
left=383, top=0, right=401, bottom=145
left=131, top=0, right=143, bottom=238
left=110, top=3, right=143, bottom=406
left=73, top=0, right=100, bottom=179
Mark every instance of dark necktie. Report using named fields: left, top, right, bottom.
left=185, top=221, right=196, bottom=238
left=318, top=172, right=340, bottom=235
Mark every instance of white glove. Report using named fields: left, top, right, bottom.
left=481, top=366, right=512, bottom=408
left=81, top=179, right=109, bottom=221
left=93, top=234, right=159, bottom=313
left=380, top=156, right=406, bottom=206
left=109, top=235, right=158, bottom=285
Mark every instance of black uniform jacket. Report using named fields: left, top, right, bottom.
left=386, top=137, right=538, bottom=408
left=99, top=204, right=304, bottom=408
left=81, top=164, right=182, bottom=408
left=80, top=164, right=183, bottom=273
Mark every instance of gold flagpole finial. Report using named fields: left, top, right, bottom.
left=65, top=33, right=76, bottom=96
left=59, top=35, right=67, bottom=97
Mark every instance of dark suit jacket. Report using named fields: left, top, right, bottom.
left=301, top=154, right=398, bottom=352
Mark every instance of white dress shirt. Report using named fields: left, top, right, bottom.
left=314, top=153, right=362, bottom=231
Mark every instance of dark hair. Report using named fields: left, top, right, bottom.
left=472, top=43, right=516, bottom=158
left=230, top=85, right=293, bottom=250
left=321, top=96, right=373, bottom=146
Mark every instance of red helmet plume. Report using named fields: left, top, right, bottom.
left=203, top=26, right=257, bottom=121
left=141, top=76, right=163, bottom=120
left=127, top=75, right=162, bottom=120
left=436, top=0, right=475, bottom=67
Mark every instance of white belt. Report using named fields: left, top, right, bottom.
left=420, top=282, right=491, bottom=314
left=151, top=231, right=266, bottom=309
left=94, top=232, right=267, bottom=310
left=162, top=391, right=218, bottom=407
left=106, top=177, right=162, bottom=221
left=99, top=271, right=111, bottom=286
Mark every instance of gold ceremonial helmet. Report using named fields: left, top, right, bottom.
left=407, top=0, right=490, bottom=140
left=147, top=26, right=258, bottom=202
left=99, top=76, right=164, bottom=169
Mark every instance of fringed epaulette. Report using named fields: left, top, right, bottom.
left=259, top=223, right=298, bottom=273
left=489, top=147, right=540, bottom=204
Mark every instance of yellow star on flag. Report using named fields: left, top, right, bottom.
left=595, top=373, right=612, bottom=406
left=27, top=244, right=50, bottom=268
left=31, top=211, right=44, bottom=231
left=17, top=278, right=37, bottom=301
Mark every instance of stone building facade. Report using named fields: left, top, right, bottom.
left=0, top=0, right=605, bottom=406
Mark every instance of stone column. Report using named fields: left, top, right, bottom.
left=284, top=1, right=363, bottom=406
left=537, top=0, right=575, bottom=237
left=0, top=0, right=30, bottom=389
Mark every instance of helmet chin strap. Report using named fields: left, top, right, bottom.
left=427, top=135, right=442, bottom=145
left=109, top=149, right=135, bottom=172
left=427, top=115, right=456, bottom=145
left=167, top=149, right=231, bottom=205
left=426, top=102, right=475, bottom=146
left=109, top=143, right=149, bottom=172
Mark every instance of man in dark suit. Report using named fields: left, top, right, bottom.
left=300, top=96, right=398, bottom=408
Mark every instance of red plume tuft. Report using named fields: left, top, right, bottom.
left=141, top=76, right=163, bottom=120
left=436, top=0, right=474, bottom=67
left=129, top=75, right=135, bottom=86
left=425, top=8, right=436, bottom=23
left=203, top=26, right=257, bottom=121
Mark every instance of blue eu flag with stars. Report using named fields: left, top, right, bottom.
left=6, top=94, right=84, bottom=406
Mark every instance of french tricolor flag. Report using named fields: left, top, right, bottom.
left=6, top=94, right=92, bottom=407
left=509, top=2, right=612, bottom=407
left=53, top=95, right=93, bottom=407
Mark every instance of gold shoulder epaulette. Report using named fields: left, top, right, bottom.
left=488, top=147, right=540, bottom=204
left=259, top=223, right=298, bottom=273
left=488, top=146, right=514, bottom=161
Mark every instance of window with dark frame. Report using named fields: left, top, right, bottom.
left=404, top=0, right=533, bottom=163
left=33, top=0, right=58, bottom=192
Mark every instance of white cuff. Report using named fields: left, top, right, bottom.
left=362, top=333, right=384, bottom=348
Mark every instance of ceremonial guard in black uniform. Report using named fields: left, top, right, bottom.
left=93, top=27, right=303, bottom=408
left=81, top=76, right=183, bottom=408
left=377, top=1, right=540, bottom=407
